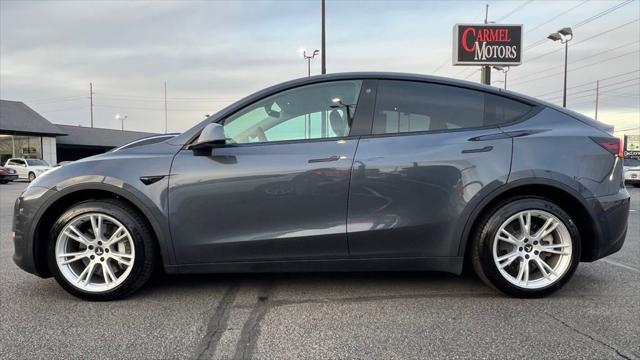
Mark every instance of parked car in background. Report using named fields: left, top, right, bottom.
left=12, top=73, right=629, bottom=301
left=4, top=158, right=53, bottom=182
left=623, top=157, right=640, bottom=186
left=0, top=166, right=18, bottom=184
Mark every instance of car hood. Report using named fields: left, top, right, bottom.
left=30, top=166, right=52, bottom=171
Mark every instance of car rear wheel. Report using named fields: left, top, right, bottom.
left=47, top=199, right=157, bottom=301
left=471, top=197, right=580, bottom=298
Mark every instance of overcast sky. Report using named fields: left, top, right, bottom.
left=1, top=0, right=638, bottom=136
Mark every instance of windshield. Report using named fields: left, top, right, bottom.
left=624, top=158, right=640, bottom=167
left=26, top=159, right=49, bottom=166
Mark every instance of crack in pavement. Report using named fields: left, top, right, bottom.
left=233, top=281, right=275, bottom=360
left=267, top=291, right=495, bottom=308
left=545, top=312, right=636, bottom=360
left=602, top=259, right=640, bottom=273
left=192, top=284, right=240, bottom=360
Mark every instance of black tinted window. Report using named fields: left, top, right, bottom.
left=372, top=81, right=531, bottom=134
left=484, top=93, right=532, bottom=126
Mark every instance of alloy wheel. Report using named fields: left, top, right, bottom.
left=55, top=213, right=135, bottom=292
left=492, top=210, right=573, bottom=289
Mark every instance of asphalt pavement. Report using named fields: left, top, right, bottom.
left=1, top=181, right=638, bottom=359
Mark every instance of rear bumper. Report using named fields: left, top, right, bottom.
left=583, top=188, right=630, bottom=261
left=0, top=174, right=18, bottom=182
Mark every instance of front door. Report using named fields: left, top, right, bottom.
left=169, top=80, right=365, bottom=263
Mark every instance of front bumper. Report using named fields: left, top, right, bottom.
left=12, top=186, right=54, bottom=277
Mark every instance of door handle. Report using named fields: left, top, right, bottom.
left=308, top=155, right=341, bottom=163
left=461, top=146, right=493, bottom=154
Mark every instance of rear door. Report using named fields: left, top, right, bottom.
left=347, top=80, right=533, bottom=258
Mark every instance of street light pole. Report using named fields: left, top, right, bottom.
left=595, top=80, right=600, bottom=120
left=299, top=48, right=320, bottom=77
left=493, top=66, right=509, bottom=89
left=115, top=114, right=128, bottom=132
left=548, top=27, right=573, bottom=107
left=321, top=0, right=326, bottom=74
left=563, top=40, right=569, bottom=107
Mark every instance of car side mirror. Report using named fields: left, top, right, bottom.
left=190, top=123, right=226, bottom=152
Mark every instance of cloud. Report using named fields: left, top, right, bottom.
left=1, top=0, right=638, bottom=134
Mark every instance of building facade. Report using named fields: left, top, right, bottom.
left=0, top=99, right=156, bottom=165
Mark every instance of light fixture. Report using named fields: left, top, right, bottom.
left=547, top=33, right=562, bottom=41
left=558, top=27, right=573, bottom=36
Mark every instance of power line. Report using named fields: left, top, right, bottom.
left=533, top=69, right=640, bottom=97
left=93, top=95, right=234, bottom=103
left=510, top=48, right=639, bottom=85
left=573, top=0, right=633, bottom=29
left=540, top=77, right=640, bottom=100
left=93, top=91, right=236, bottom=101
left=463, top=69, right=480, bottom=80
left=39, top=105, right=89, bottom=112
left=544, top=81, right=640, bottom=102
left=495, top=0, right=535, bottom=22
left=524, top=1, right=635, bottom=51
left=93, top=103, right=217, bottom=112
left=525, top=0, right=589, bottom=34
left=526, top=38, right=639, bottom=64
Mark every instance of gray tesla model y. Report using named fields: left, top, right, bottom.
left=12, top=73, right=629, bottom=300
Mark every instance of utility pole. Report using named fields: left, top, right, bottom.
left=480, top=4, right=491, bottom=85
left=164, top=81, right=168, bottom=134
left=321, top=0, right=326, bottom=74
left=595, top=80, right=600, bottom=120
left=89, top=82, right=94, bottom=128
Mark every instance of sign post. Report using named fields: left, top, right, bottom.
left=453, top=24, right=523, bottom=85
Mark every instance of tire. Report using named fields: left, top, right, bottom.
left=28, top=172, right=36, bottom=182
left=47, top=199, right=157, bottom=301
left=0, top=180, right=7, bottom=184
left=471, top=196, right=580, bottom=298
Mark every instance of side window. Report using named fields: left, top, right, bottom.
left=222, top=80, right=363, bottom=144
left=372, top=81, right=531, bottom=134
left=11, top=159, right=25, bottom=166
left=484, top=93, right=532, bottom=125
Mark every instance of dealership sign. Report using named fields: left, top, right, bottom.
left=624, top=135, right=640, bottom=158
left=453, top=24, right=523, bottom=66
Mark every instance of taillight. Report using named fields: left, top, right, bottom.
left=590, top=137, right=622, bottom=157
left=0, top=169, right=5, bottom=174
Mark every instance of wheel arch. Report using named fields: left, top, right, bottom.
left=31, top=183, right=172, bottom=277
left=458, top=179, right=602, bottom=265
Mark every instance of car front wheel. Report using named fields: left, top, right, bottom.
left=471, top=197, right=580, bottom=298
left=28, top=172, right=36, bottom=182
left=47, top=199, right=157, bottom=300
